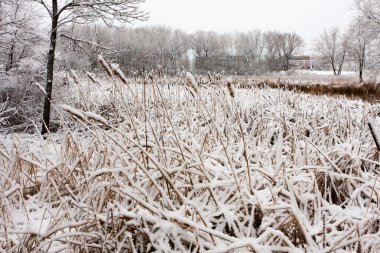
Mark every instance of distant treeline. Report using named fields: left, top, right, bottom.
left=60, top=25, right=304, bottom=76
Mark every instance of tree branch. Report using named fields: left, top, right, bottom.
left=33, top=0, right=52, bottom=17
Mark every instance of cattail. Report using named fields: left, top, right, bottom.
left=226, top=77, right=235, bottom=98
left=61, top=104, right=86, bottom=121
left=185, top=72, right=198, bottom=95
left=98, top=55, right=113, bottom=77
left=157, top=65, right=162, bottom=77
left=84, top=111, right=109, bottom=125
left=86, top=71, right=98, bottom=84
left=253, top=205, right=263, bottom=229
left=110, top=63, right=127, bottom=84
left=70, top=69, right=80, bottom=84
left=61, top=104, right=109, bottom=126
left=148, top=71, right=154, bottom=82
left=34, top=82, right=46, bottom=95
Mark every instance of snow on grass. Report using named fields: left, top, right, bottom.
left=1, top=74, right=380, bottom=252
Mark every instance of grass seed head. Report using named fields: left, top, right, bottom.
left=110, top=63, right=127, bottom=84
left=61, top=104, right=86, bottom=121
left=226, top=77, right=235, bottom=98
left=70, top=69, right=80, bottom=85
left=185, top=72, right=198, bottom=94
left=86, top=71, right=98, bottom=84
left=98, top=55, right=113, bottom=77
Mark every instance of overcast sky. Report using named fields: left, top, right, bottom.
left=135, top=0, right=355, bottom=51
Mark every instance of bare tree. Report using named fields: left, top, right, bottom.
left=356, top=0, right=380, bottom=25
left=33, top=0, right=147, bottom=135
left=281, top=32, right=304, bottom=71
left=265, top=31, right=282, bottom=71
left=0, top=0, right=43, bottom=71
left=235, top=32, right=253, bottom=72
left=264, top=31, right=303, bottom=71
left=354, top=0, right=380, bottom=82
left=248, top=29, right=265, bottom=73
left=192, top=31, right=220, bottom=73
left=348, top=17, right=379, bottom=82
left=234, top=30, right=265, bottom=74
left=167, top=29, right=190, bottom=74
left=314, top=27, right=349, bottom=76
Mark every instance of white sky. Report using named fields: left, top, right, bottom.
left=135, top=0, right=355, bottom=52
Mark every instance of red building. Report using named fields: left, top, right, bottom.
left=290, top=56, right=322, bottom=70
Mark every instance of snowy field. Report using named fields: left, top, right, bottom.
left=1, top=74, right=380, bottom=252
left=248, top=70, right=373, bottom=87
left=292, top=70, right=356, bottom=77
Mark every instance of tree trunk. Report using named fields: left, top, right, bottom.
left=359, top=46, right=365, bottom=83
left=359, top=65, right=364, bottom=83
left=6, top=44, right=14, bottom=71
left=41, top=2, right=58, bottom=135
left=337, top=53, right=346, bottom=76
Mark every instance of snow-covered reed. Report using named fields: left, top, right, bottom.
left=1, top=72, right=380, bottom=252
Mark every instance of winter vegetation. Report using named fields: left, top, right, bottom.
left=1, top=68, right=380, bottom=252
left=1, top=0, right=380, bottom=252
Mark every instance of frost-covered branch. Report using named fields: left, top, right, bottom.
left=368, top=118, right=380, bottom=151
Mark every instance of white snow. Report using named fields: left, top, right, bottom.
left=1, top=77, right=380, bottom=252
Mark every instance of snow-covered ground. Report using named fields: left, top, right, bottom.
left=297, top=70, right=356, bottom=76
left=263, top=69, right=380, bottom=84
left=272, top=70, right=356, bottom=77
left=1, top=76, right=380, bottom=252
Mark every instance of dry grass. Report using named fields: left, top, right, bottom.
left=228, top=74, right=380, bottom=102
left=254, top=80, right=380, bottom=102
left=1, top=65, right=380, bottom=252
